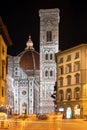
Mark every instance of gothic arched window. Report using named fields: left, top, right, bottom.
left=50, top=70, right=53, bottom=76
left=46, top=31, right=52, bottom=42
left=67, top=75, right=71, bottom=85
left=45, top=70, right=48, bottom=77
left=50, top=53, right=53, bottom=60
left=45, top=53, right=48, bottom=60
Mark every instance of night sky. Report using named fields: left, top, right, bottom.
left=0, top=0, right=87, bottom=56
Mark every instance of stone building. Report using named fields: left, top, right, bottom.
left=7, top=36, right=40, bottom=115
left=0, top=16, right=12, bottom=107
left=56, top=44, right=87, bottom=118
left=39, top=8, right=60, bottom=113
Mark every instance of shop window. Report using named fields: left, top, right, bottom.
left=74, top=104, right=80, bottom=118
left=66, top=107, right=72, bottom=119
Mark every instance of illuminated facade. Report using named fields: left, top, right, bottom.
left=0, top=17, right=12, bottom=107
left=7, top=37, right=40, bottom=115
left=6, top=8, right=60, bottom=115
left=56, top=44, right=87, bottom=118
left=39, top=8, right=60, bottom=113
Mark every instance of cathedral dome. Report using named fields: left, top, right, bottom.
left=19, top=36, right=39, bottom=72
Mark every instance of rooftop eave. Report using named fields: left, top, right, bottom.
left=0, top=16, right=12, bottom=46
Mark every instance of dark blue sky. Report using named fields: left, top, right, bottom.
left=0, top=0, right=87, bottom=55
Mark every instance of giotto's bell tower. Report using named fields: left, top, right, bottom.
left=39, top=8, right=60, bottom=113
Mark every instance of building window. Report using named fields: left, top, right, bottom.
left=74, top=61, right=80, bottom=71
left=59, top=66, right=63, bottom=75
left=74, top=87, right=80, bottom=100
left=66, top=64, right=72, bottom=73
left=30, top=100, right=32, bottom=105
left=66, top=88, right=72, bottom=100
left=2, top=46, right=5, bottom=55
left=15, top=72, right=18, bottom=75
left=50, top=53, right=53, bottom=60
left=14, top=67, right=19, bottom=76
left=45, top=53, right=48, bottom=60
left=30, top=81, right=32, bottom=86
left=22, top=90, right=27, bottom=95
left=75, top=52, right=79, bottom=59
left=50, top=70, right=53, bottom=77
left=59, top=77, right=63, bottom=87
left=75, top=73, right=80, bottom=84
left=67, top=75, right=71, bottom=85
left=46, top=31, right=52, bottom=42
left=15, top=67, right=18, bottom=70
left=29, top=89, right=32, bottom=97
left=59, top=57, right=63, bottom=64
left=2, top=87, right=4, bottom=97
left=45, top=70, right=48, bottom=77
left=59, top=90, right=64, bottom=101
left=66, top=55, right=71, bottom=61
left=2, top=60, right=5, bottom=79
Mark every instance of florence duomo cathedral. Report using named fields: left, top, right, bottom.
left=7, top=8, right=60, bottom=115
left=7, top=36, right=40, bottom=115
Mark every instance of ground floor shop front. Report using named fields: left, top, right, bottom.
left=57, top=101, right=87, bottom=119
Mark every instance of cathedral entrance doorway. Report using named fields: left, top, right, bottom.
left=22, top=103, right=27, bottom=114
